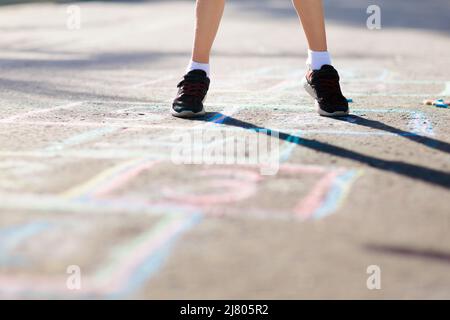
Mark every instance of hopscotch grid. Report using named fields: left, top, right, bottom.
left=0, top=105, right=436, bottom=162
left=0, top=101, right=435, bottom=141
left=0, top=163, right=358, bottom=218
left=4, top=20, right=445, bottom=300
left=0, top=102, right=84, bottom=123
left=1, top=78, right=435, bottom=298
left=0, top=212, right=203, bottom=298
left=0, top=110, right=366, bottom=296
left=0, top=135, right=362, bottom=295
left=0, top=104, right=243, bottom=298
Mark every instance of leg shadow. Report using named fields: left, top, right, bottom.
left=335, top=115, right=450, bottom=154
left=193, top=112, right=450, bottom=189
left=365, top=244, right=450, bottom=264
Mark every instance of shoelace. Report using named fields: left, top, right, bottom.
left=178, top=81, right=208, bottom=97
left=313, top=77, right=344, bottom=103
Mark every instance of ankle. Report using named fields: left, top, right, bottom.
left=306, top=49, right=332, bottom=70
left=186, top=60, right=210, bottom=77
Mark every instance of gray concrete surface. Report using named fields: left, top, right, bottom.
left=0, top=0, right=449, bottom=299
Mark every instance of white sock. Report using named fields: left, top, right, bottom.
left=307, top=50, right=332, bottom=70
left=186, top=60, right=210, bottom=77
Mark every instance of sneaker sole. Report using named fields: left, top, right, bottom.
left=171, top=108, right=205, bottom=118
left=302, top=78, right=349, bottom=117
left=171, top=94, right=207, bottom=118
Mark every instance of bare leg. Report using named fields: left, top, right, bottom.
left=172, top=0, right=225, bottom=117
left=191, top=0, right=226, bottom=63
left=292, top=0, right=328, bottom=51
left=293, top=1, right=348, bottom=116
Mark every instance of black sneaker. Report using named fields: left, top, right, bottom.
left=172, top=70, right=210, bottom=118
left=302, top=65, right=349, bottom=117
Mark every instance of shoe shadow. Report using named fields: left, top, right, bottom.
left=365, top=244, right=450, bottom=265
left=190, top=112, right=450, bottom=189
left=335, top=115, right=450, bottom=154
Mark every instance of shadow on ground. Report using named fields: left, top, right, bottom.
left=234, top=0, right=450, bottom=34
left=192, top=112, right=450, bottom=190
left=365, top=244, right=450, bottom=264
left=1, top=0, right=449, bottom=33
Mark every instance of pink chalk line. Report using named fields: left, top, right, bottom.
left=294, top=169, right=344, bottom=220
left=92, top=161, right=158, bottom=198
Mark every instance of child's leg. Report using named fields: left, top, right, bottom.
left=187, top=0, right=225, bottom=75
left=292, top=0, right=327, bottom=51
left=172, top=0, right=224, bottom=118
left=292, top=0, right=331, bottom=70
left=293, top=0, right=349, bottom=116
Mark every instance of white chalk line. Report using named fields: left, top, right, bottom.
left=0, top=121, right=429, bottom=138
left=34, top=105, right=242, bottom=207
left=0, top=193, right=192, bottom=217
left=0, top=161, right=353, bottom=218
left=0, top=105, right=435, bottom=159
left=44, top=127, right=122, bottom=152
left=0, top=102, right=83, bottom=123
left=0, top=102, right=433, bottom=116
left=140, top=87, right=444, bottom=98
left=375, top=69, right=390, bottom=81
left=0, top=134, right=434, bottom=161
left=439, top=81, right=450, bottom=96
left=218, top=68, right=399, bottom=83
left=0, top=101, right=436, bottom=161
left=0, top=106, right=432, bottom=123
left=210, top=90, right=441, bottom=97
left=128, top=86, right=445, bottom=96
left=0, top=190, right=301, bottom=221
left=123, top=75, right=177, bottom=90
left=0, top=105, right=242, bottom=163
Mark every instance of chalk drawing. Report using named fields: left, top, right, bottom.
left=91, top=161, right=158, bottom=198
left=375, top=69, right=390, bottom=82
left=295, top=169, right=363, bottom=220
left=440, top=81, right=450, bottom=96
left=0, top=168, right=360, bottom=298
left=0, top=99, right=366, bottom=299
left=0, top=160, right=48, bottom=176
left=408, top=111, right=435, bottom=136
left=45, top=127, right=122, bottom=152
left=0, top=161, right=361, bottom=220
left=0, top=222, right=52, bottom=266
left=211, top=90, right=443, bottom=98
left=0, top=102, right=435, bottom=142
left=0, top=160, right=361, bottom=296
left=313, top=170, right=363, bottom=220
left=0, top=102, right=83, bottom=123
left=295, top=170, right=343, bottom=219
left=4, top=64, right=445, bottom=299
left=160, top=168, right=261, bottom=206
left=80, top=162, right=361, bottom=221
left=0, top=193, right=197, bottom=216
left=61, top=158, right=157, bottom=200
left=0, top=213, right=201, bottom=298
left=123, top=75, right=176, bottom=89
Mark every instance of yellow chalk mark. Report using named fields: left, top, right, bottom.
left=61, top=158, right=145, bottom=200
